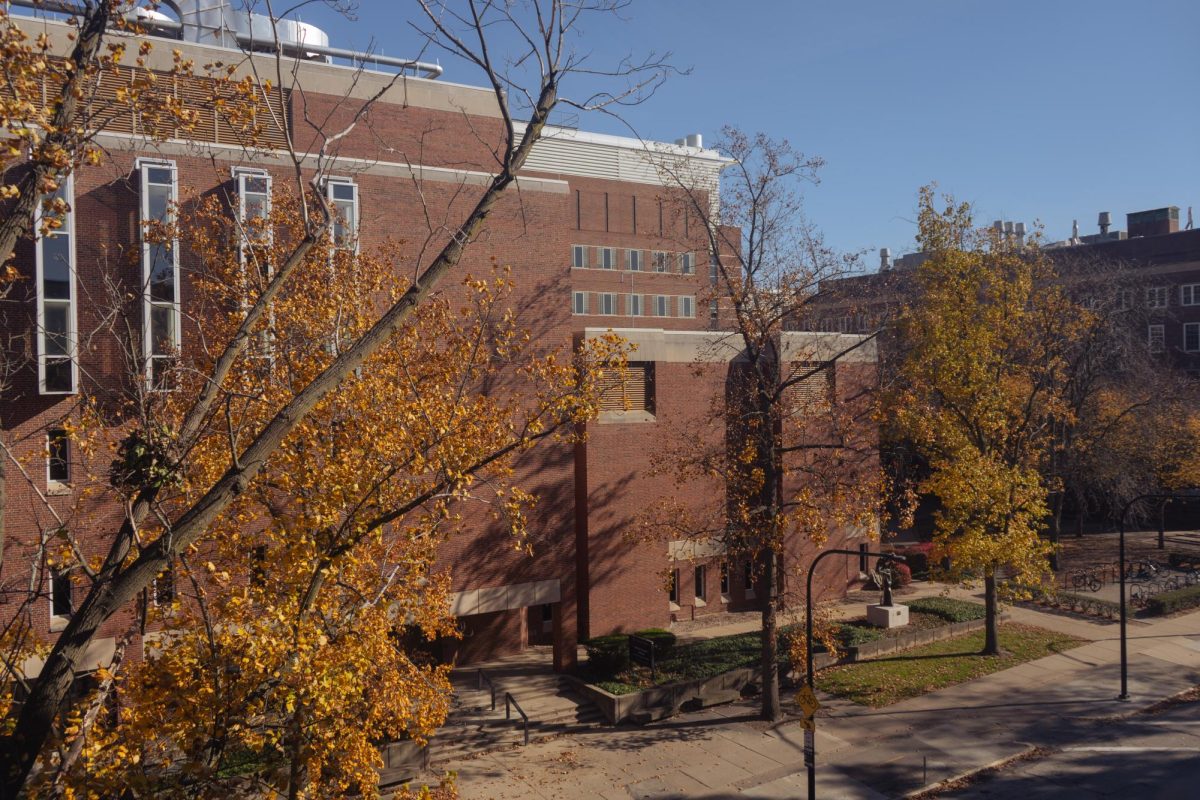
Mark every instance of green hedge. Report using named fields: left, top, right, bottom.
left=1145, top=584, right=1200, bottom=616
left=584, top=628, right=677, bottom=677
left=903, top=597, right=986, bottom=623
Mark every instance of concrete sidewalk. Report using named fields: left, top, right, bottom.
left=441, top=601, right=1200, bottom=799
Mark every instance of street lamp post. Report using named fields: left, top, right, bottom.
left=804, top=548, right=904, bottom=799
left=1117, top=493, right=1197, bottom=701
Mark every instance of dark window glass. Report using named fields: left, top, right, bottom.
left=42, top=236, right=72, bottom=298
left=51, top=570, right=72, bottom=618
left=44, top=359, right=73, bottom=392
left=48, top=429, right=69, bottom=483
left=43, top=306, right=69, bottom=356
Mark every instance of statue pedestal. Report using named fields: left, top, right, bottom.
left=867, top=604, right=909, bottom=629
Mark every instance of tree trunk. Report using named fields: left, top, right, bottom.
left=1048, top=492, right=1063, bottom=572
left=760, top=551, right=781, bottom=722
left=981, top=572, right=1001, bottom=656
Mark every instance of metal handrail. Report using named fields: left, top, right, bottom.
left=505, top=692, right=529, bottom=746
left=477, top=668, right=497, bottom=711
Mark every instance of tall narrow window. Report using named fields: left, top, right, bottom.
left=744, top=560, right=756, bottom=598
left=37, top=174, right=77, bottom=394
left=599, top=293, right=616, bottom=315
left=572, top=245, right=588, bottom=269
left=599, top=247, right=615, bottom=270
left=573, top=291, right=588, bottom=315
left=679, top=252, right=694, bottom=274
left=50, top=568, right=72, bottom=621
left=627, top=249, right=642, bottom=271
left=138, top=159, right=180, bottom=389
left=694, top=564, right=707, bottom=602
left=47, top=428, right=70, bottom=489
left=628, top=294, right=642, bottom=316
left=326, top=178, right=359, bottom=251
left=236, top=168, right=275, bottom=359
left=235, top=168, right=272, bottom=254
left=710, top=252, right=720, bottom=284
left=1184, top=323, right=1200, bottom=353
left=654, top=295, right=669, bottom=317
left=720, top=562, right=730, bottom=596
left=1148, top=324, right=1165, bottom=353
left=680, top=296, right=695, bottom=318
left=709, top=300, right=719, bottom=325
left=668, top=569, right=680, bottom=605
left=652, top=250, right=669, bottom=273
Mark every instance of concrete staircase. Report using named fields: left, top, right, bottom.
left=378, top=648, right=604, bottom=788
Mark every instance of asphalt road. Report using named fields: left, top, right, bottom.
left=937, top=696, right=1200, bottom=799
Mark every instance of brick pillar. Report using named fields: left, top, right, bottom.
left=552, top=600, right=577, bottom=672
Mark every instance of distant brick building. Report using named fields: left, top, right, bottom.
left=2, top=7, right=878, bottom=677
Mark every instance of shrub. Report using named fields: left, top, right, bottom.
left=1056, top=591, right=1120, bottom=619
left=903, top=596, right=986, bottom=623
left=584, top=629, right=679, bottom=677
left=836, top=622, right=886, bottom=649
left=892, top=563, right=913, bottom=587
left=1145, top=584, right=1200, bottom=616
left=893, top=542, right=933, bottom=576
left=584, top=634, right=630, bottom=676
left=633, top=628, right=677, bottom=658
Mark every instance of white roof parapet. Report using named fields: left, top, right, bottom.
left=521, top=124, right=732, bottom=198
left=582, top=328, right=877, bottom=365
left=780, top=331, right=877, bottom=363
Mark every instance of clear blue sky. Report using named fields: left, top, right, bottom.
left=297, top=0, right=1198, bottom=265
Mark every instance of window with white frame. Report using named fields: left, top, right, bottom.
left=1148, top=324, right=1165, bottom=353
left=599, top=247, right=615, bottom=270
left=709, top=300, right=718, bottom=324
left=628, top=294, right=642, bottom=316
left=1146, top=286, right=1169, bottom=309
left=1185, top=323, right=1200, bottom=353
left=627, top=249, right=641, bottom=271
left=679, top=296, right=694, bottom=317
left=652, top=250, right=669, bottom=273
left=654, top=295, right=669, bottom=317
left=572, top=245, right=588, bottom=269
left=1116, top=289, right=1133, bottom=310
left=1182, top=284, right=1200, bottom=306
left=694, top=564, right=707, bottom=603
left=743, top=560, right=755, bottom=598
left=598, top=293, right=616, bottom=315
left=138, top=159, right=180, bottom=389
left=36, top=174, right=77, bottom=394
left=47, top=428, right=70, bottom=490
left=572, top=291, right=587, bottom=315
left=668, top=568, right=680, bottom=605
left=679, top=252, right=694, bottom=274
left=235, top=167, right=272, bottom=250
left=326, top=178, right=359, bottom=251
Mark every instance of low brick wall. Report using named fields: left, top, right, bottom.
left=571, top=613, right=1006, bottom=725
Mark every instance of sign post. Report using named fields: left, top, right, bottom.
left=628, top=634, right=656, bottom=683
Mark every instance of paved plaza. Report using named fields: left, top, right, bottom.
left=439, top=596, right=1200, bottom=799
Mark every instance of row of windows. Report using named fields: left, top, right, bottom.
left=35, top=163, right=361, bottom=395
left=668, top=561, right=757, bottom=606
left=1085, top=285, right=1200, bottom=311
left=1149, top=323, right=1200, bottom=353
left=572, top=245, right=694, bottom=275
left=572, top=292, right=695, bottom=318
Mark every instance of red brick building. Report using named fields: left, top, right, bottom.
left=2, top=8, right=878, bottom=677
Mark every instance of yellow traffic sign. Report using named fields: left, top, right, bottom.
left=799, top=716, right=815, bottom=731
left=797, top=684, right=821, bottom=718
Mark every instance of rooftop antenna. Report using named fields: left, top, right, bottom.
left=1188, top=207, right=1194, bottom=231
left=1072, top=219, right=1080, bottom=244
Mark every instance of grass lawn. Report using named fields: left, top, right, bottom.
left=816, top=622, right=1085, bottom=708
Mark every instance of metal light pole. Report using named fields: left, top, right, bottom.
left=804, top=548, right=904, bottom=799
left=1117, top=492, right=1196, bottom=701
